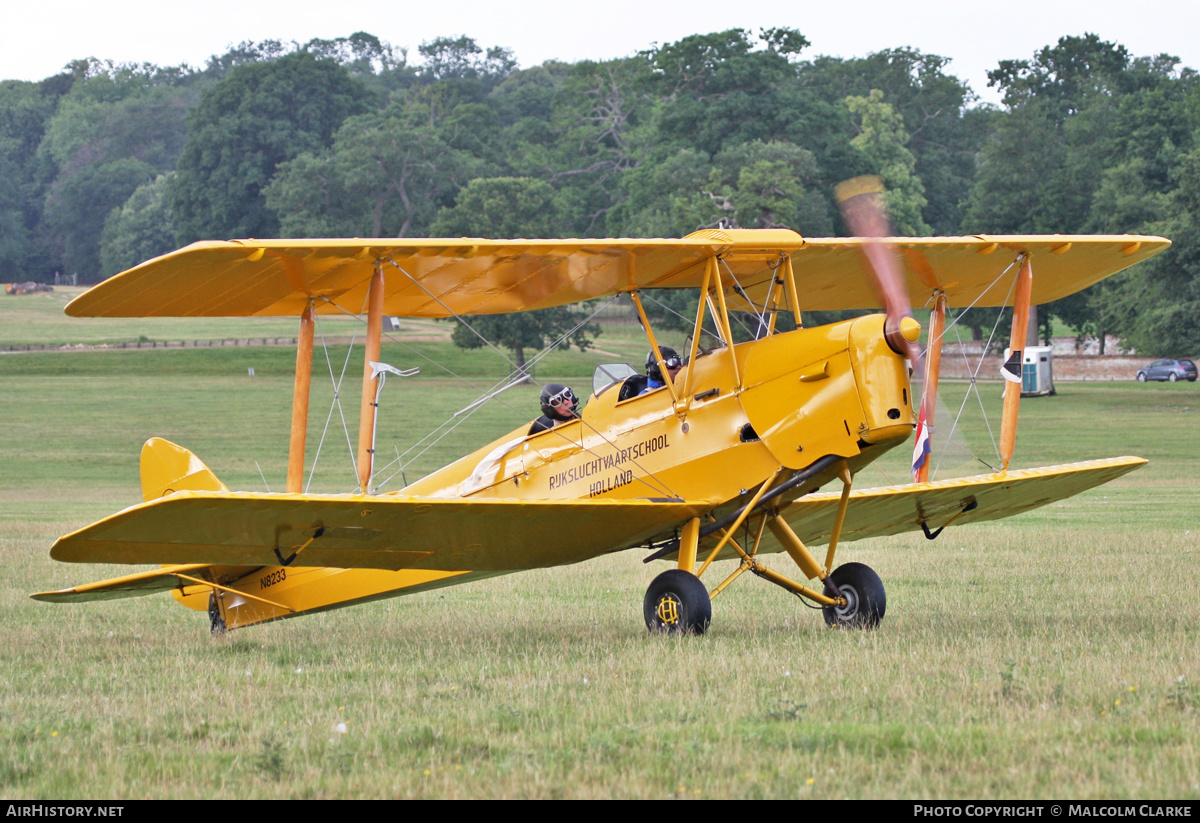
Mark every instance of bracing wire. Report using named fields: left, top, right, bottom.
left=928, top=258, right=1022, bottom=478
left=305, top=293, right=368, bottom=492
left=370, top=291, right=623, bottom=488
left=311, top=272, right=681, bottom=499
left=385, top=258, right=527, bottom=376
left=719, top=257, right=772, bottom=340
left=640, top=292, right=728, bottom=350
left=254, top=460, right=272, bottom=493
left=916, top=257, right=1021, bottom=363
left=303, top=292, right=531, bottom=490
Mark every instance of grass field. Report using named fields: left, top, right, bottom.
left=0, top=288, right=367, bottom=347
left=1, top=301, right=1198, bottom=799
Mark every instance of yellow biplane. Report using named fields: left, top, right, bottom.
left=33, top=186, right=1169, bottom=635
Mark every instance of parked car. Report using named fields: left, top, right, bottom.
left=1136, top=359, right=1198, bottom=382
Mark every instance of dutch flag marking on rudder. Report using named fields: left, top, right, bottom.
left=912, top=398, right=931, bottom=481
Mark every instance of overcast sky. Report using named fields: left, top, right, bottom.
left=5, top=0, right=1199, bottom=105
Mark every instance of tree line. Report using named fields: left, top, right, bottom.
left=1, top=29, right=1196, bottom=355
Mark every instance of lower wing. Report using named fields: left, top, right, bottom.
left=34, top=458, right=1143, bottom=607
left=47, top=494, right=709, bottom=573
left=777, top=456, right=1147, bottom=546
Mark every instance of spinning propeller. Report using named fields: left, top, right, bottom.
left=834, top=176, right=921, bottom=366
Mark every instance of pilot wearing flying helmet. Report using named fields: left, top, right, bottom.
left=639, top=347, right=683, bottom=395
left=528, top=383, right=580, bottom=435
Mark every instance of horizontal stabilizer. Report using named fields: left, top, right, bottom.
left=50, top=494, right=709, bottom=573
left=781, top=456, right=1147, bottom=546
left=31, top=564, right=217, bottom=603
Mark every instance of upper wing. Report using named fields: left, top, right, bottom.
left=49, top=493, right=709, bottom=572
left=65, top=230, right=1168, bottom=318
left=776, top=456, right=1147, bottom=547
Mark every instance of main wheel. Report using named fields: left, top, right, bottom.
left=1169, top=372, right=1179, bottom=382
left=822, top=562, right=886, bottom=629
left=644, top=570, right=711, bottom=635
left=1137, top=372, right=1148, bottom=383
left=208, top=593, right=227, bottom=636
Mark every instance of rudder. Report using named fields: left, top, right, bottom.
left=140, top=437, right=228, bottom=502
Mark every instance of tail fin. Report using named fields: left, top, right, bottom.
left=140, top=437, right=228, bottom=502
left=139, top=438, right=234, bottom=627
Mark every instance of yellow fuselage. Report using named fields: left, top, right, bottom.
left=406, top=312, right=914, bottom=506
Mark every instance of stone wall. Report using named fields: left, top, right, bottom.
left=939, top=354, right=1144, bottom=382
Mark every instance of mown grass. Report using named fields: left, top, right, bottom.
left=1, top=310, right=1198, bottom=798
left=0, top=288, right=365, bottom=347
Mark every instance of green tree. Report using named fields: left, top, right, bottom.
left=987, top=34, right=1132, bottom=119
left=302, top=32, right=407, bottom=77
left=607, top=148, right=715, bottom=237
left=1100, top=144, right=1200, bottom=355
left=41, top=156, right=156, bottom=277
left=417, top=36, right=516, bottom=85
left=711, top=140, right=833, bottom=233
left=267, top=105, right=483, bottom=238
left=1076, top=158, right=1172, bottom=351
left=967, top=35, right=1190, bottom=237
left=169, top=51, right=375, bottom=243
left=643, top=29, right=831, bottom=157
left=0, top=78, right=61, bottom=276
left=201, top=39, right=293, bottom=79
left=521, top=56, right=661, bottom=236
left=963, top=100, right=1079, bottom=234
left=3, top=63, right=192, bottom=279
left=807, top=49, right=986, bottom=233
left=430, top=178, right=600, bottom=374
left=609, top=141, right=831, bottom=238
left=37, top=62, right=196, bottom=173
left=29, top=61, right=201, bottom=279
left=968, top=36, right=1199, bottom=346
left=0, top=136, right=29, bottom=274
left=99, top=173, right=177, bottom=276
left=844, top=90, right=930, bottom=235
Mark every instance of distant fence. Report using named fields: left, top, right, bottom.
left=2, top=338, right=300, bottom=352
left=0, top=333, right=1157, bottom=381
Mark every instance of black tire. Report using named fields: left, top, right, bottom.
left=822, top=562, right=886, bottom=629
left=1169, top=373, right=1179, bottom=382
left=1137, top=372, right=1148, bottom=383
left=644, top=570, right=711, bottom=635
left=208, top=593, right=227, bottom=636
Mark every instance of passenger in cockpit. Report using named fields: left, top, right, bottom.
left=528, top=383, right=580, bottom=435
